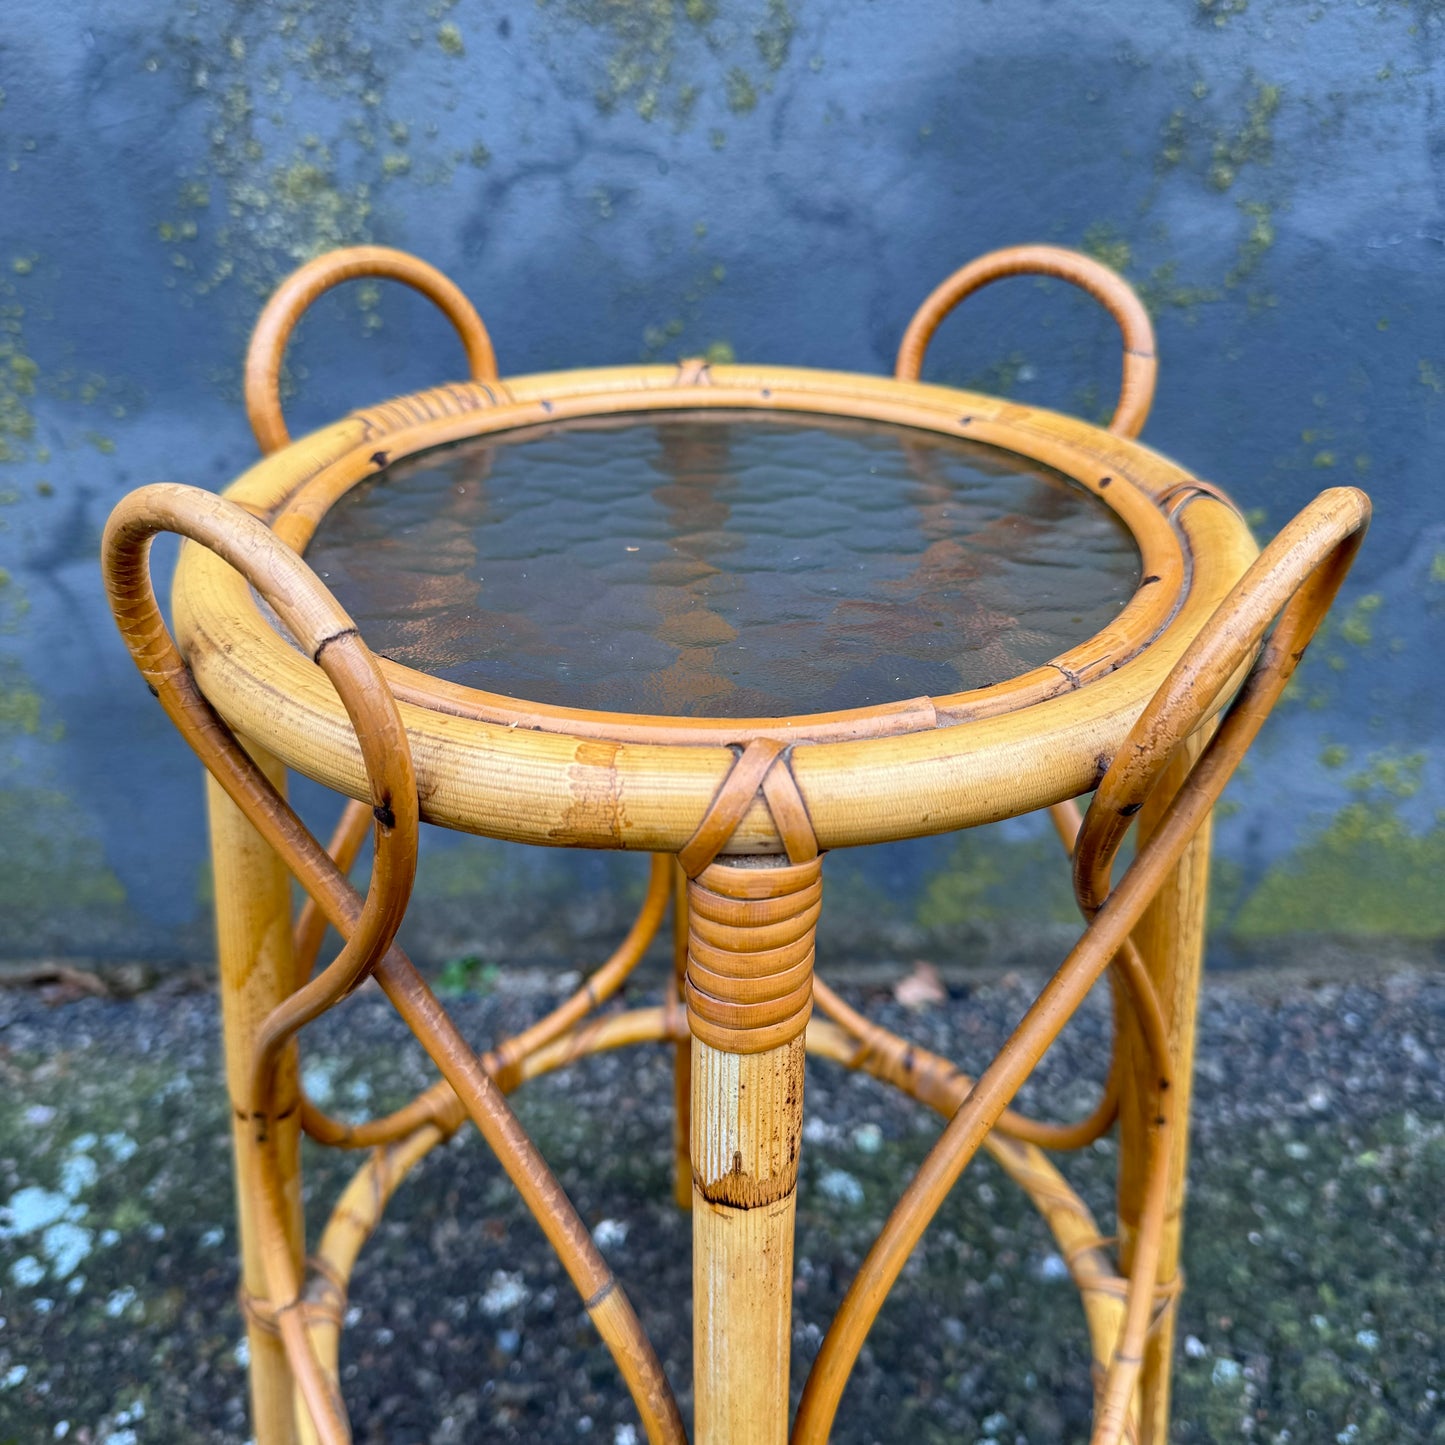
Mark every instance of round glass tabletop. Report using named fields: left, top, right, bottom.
left=304, top=410, right=1140, bottom=718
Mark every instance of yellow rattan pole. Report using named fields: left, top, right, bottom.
left=207, top=749, right=305, bottom=1445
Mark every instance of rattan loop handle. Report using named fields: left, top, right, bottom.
left=245, top=244, right=498, bottom=455
left=895, top=243, right=1157, bottom=438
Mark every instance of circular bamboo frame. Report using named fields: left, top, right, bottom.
left=174, top=362, right=1255, bottom=857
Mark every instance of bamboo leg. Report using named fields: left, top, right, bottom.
left=671, top=859, right=693, bottom=1212
left=686, top=855, right=820, bottom=1445
left=207, top=750, right=305, bottom=1445
left=1115, top=733, right=1212, bottom=1443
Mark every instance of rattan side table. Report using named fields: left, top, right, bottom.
left=102, top=244, right=1369, bottom=1445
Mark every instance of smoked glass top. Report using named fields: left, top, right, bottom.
left=304, top=411, right=1140, bottom=718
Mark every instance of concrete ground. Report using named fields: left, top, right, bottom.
left=0, top=957, right=1441, bottom=1444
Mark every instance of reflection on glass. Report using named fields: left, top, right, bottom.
left=305, top=411, right=1140, bottom=718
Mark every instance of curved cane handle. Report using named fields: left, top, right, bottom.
left=245, top=245, right=498, bottom=455
left=1073, top=485, right=1371, bottom=912
left=895, top=244, right=1157, bottom=438
left=102, top=482, right=420, bottom=983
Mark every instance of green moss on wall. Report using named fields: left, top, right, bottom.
left=917, top=831, right=1079, bottom=932
left=0, top=651, right=126, bottom=943
left=550, top=0, right=716, bottom=122
left=1135, top=261, right=1221, bottom=319
left=0, top=319, right=38, bottom=463
left=1158, top=108, right=1190, bottom=171
left=0, top=570, right=29, bottom=635
left=1082, top=222, right=1132, bottom=273
left=0, top=788, right=128, bottom=922
left=542, top=0, right=799, bottom=123
left=1120, top=74, right=1286, bottom=319
left=1232, top=803, right=1445, bottom=939
left=1337, top=593, right=1382, bottom=648
left=1226, top=199, right=1275, bottom=285
left=0, top=649, right=58, bottom=750
left=0, top=674, right=45, bottom=740
left=639, top=254, right=730, bottom=360
left=152, top=6, right=424, bottom=304
left=1196, top=0, right=1249, bottom=27
left=725, top=67, right=758, bottom=114
left=755, top=0, right=796, bottom=71
left=1209, top=79, right=1279, bottom=191
left=1230, top=754, right=1445, bottom=940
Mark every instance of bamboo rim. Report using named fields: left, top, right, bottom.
left=171, top=362, right=1256, bottom=855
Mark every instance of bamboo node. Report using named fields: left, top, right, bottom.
left=584, top=1275, right=618, bottom=1311
left=311, top=626, right=360, bottom=665
left=1158, top=477, right=1242, bottom=517
left=237, top=1285, right=282, bottom=1338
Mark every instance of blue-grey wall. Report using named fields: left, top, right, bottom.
left=1, top=0, right=1442, bottom=966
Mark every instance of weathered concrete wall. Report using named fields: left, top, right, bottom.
left=1, top=0, right=1441, bottom=966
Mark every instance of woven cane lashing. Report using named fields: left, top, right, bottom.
left=684, top=856, right=821, bottom=1053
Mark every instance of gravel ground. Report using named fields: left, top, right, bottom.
left=0, top=960, right=1442, bottom=1444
